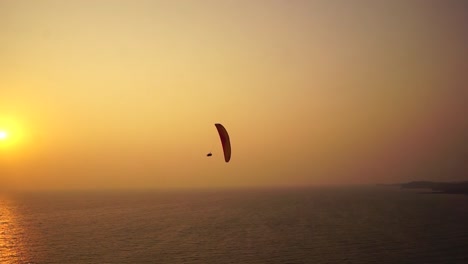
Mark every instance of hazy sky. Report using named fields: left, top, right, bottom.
left=1, top=0, right=467, bottom=190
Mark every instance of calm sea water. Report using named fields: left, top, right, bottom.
left=1, top=186, right=467, bottom=264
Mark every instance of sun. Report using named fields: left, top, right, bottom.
left=0, top=130, right=8, bottom=141
left=0, top=117, right=30, bottom=152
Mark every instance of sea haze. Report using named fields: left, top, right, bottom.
left=1, top=186, right=467, bottom=264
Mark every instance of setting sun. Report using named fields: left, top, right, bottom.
left=0, top=130, right=8, bottom=140
left=0, top=117, right=29, bottom=151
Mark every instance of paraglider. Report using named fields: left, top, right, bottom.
left=206, top=123, right=231, bottom=162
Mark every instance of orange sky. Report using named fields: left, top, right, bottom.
left=1, top=0, right=467, bottom=190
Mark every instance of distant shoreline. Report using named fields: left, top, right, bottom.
left=383, top=181, right=468, bottom=195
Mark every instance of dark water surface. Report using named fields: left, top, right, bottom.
left=1, top=186, right=467, bottom=263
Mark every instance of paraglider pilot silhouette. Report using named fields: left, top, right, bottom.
left=207, top=123, right=231, bottom=162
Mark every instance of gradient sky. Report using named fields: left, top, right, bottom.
left=1, top=0, right=467, bottom=190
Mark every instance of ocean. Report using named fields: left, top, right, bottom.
left=1, top=186, right=467, bottom=264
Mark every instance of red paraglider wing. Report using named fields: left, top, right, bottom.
left=215, top=123, right=231, bottom=162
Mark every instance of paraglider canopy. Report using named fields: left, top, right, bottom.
left=215, top=123, right=231, bottom=162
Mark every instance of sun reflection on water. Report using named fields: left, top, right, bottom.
left=0, top=196, right=31, bottom=264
